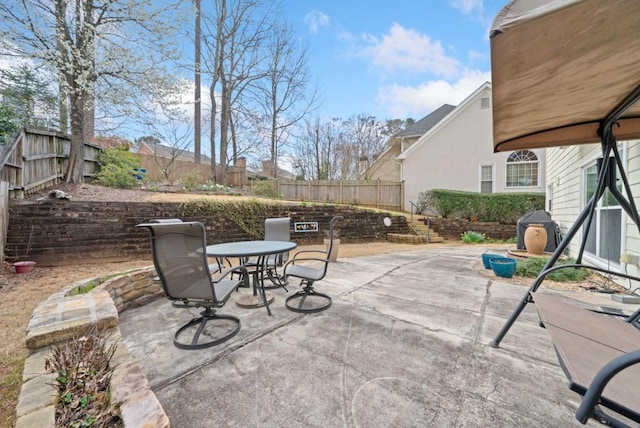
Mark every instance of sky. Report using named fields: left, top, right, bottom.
left=278, top=0, right=507, bottom=122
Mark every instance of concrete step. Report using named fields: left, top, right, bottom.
left=406, top=219, right=443, bottom=242
left=387, top=233, right=445, bottom=244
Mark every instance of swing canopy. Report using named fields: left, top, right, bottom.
left=490, top=0, right=640, bottom=152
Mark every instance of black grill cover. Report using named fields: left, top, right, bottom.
left=516, top=210, right=561, bottom=253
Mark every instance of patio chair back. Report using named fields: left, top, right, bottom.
left=140, top=221, right=230, bottom=305
left=264, top=217, right=291, bottom=265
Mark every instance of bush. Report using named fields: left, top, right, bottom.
left=419, top=189, right=545, bottom=223
left=251, top=180, right=279, bottom=198
left=176, top=171, right=202, bottom=191
left=461, top=230, right=486, bottom=243
left=95, top=147, right=141, bottom=188
left=515, top=257, right=590, bottom=282
left=45, top=326, right=121, bottom=427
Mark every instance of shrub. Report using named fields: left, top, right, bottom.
left=419, top=189, right=545, bottom=223
left=45, top=326, right=121, bottom=427
left=177, top=171, right=202, bottom=191
left=95, top=147, right=140, bottom=188
left=515, top=257, right=590, bottom=282
left=461, top=230, right=486, bottom=243
left=251, top=180, right=279, bottom=198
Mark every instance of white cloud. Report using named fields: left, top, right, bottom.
left=450, top=0, right=484, bottom=15
left=376, top=69, right=491, bottom=119
left=361, top=23, right=459, bottom=78
left=303, top=10, right=330, bottom=34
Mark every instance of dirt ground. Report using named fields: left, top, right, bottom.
left=0, top=183, right=616, bottom=427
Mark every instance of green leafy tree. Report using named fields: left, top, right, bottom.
left=0, top=64, right=57, bottom=129
left=0, top=105, right=17, bottom=144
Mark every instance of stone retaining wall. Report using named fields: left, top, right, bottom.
left=426, top=217, right=516, bottom=240
left=7, top=201, right=412, bottom=266
left=16, top=266, right=167, bottom=428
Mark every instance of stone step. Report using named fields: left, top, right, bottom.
left=387, top=233, right=445, bottom=244
left=406, top=220, right=443, bottom=241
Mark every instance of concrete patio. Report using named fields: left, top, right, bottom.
left=118, top=246, right=639, bottom=427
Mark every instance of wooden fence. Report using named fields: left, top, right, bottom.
left=274, top=179, right=403, bottom=211
left=138, top=154, right=247, bottom=187
left=0, top=127, right=101, bottom=199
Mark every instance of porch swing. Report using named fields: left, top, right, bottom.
left=487, top=0, right=640, bottom=426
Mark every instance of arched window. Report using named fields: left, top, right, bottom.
left=506, top=150, right=538, bottom=187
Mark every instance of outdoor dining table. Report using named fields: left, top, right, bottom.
left=206, top=240, right=298, bottom=316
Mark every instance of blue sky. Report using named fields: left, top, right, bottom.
left=280, top=0, right=507, bottom=121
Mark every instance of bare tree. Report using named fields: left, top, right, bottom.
left=143, top=118, right=194, bottom=182
left=342, top=114, right=386, bottom=166
left=202, top=0, right=275, bottom=184
left=253, top=22, right=318, bottom=178
left=0, top=0, right=186, bottom=182
left=292, top=117, right=341, bottom=180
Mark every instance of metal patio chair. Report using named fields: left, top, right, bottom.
left=283, top=216, right=343, bottom=313
left=243, top=217, right=291, bottom=290
left=137, top=221, right=248, bottom=350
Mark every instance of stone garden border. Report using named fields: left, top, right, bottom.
left=16, top=266, right=169, bottom=428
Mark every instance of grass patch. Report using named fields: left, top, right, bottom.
left=0, top=355, right=26, bottom=428
left=515, top=257, right=589, bottom=282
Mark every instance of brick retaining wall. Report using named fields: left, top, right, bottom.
left=426, top=217, right=516, bottom=240
left=7, top=201, right=412, bottom=266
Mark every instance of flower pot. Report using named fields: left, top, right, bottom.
left=13, top=261, right=36, bottom=274
left=481, top=253, right=501, bottom=269
left=490, top=257, right=517, bottom=278
left=524, top=223, right=547, bottom=255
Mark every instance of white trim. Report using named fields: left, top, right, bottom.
left=479, top=164, right=495, bottom=193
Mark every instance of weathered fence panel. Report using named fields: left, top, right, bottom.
left=276, top=179, right=403, bottom=211
left=0, top=181, right=7, bottom=263
left=0, top=127, right=100, bottom=199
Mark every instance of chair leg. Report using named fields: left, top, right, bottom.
left=173, top=307, right=240, bottom=350
left=285, top=280, right=332, bottom=313
left=263, top=266, right=289, bottom=292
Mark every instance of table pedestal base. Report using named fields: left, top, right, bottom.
left=236, top=292, right=274, bottom=308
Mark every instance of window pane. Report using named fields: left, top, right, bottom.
left=599, top=208, right=622, bottom=261
left=506, top=162, right=538, bottom=187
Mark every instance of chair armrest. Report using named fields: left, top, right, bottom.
left=291, top=249, right=328, bottom=259
left=215, top=265, right=250, bottom=288
left=283, top=256, right=328, bottom=270
left=575, top=349, right=640, bottom=424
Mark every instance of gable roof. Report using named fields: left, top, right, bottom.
left=396, top=82, right=491, bottom=160
left=396, top=104, right=457, bottom=139
left=137, top=141, right=212, bottom=163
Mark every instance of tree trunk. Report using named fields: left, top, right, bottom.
left=209, top=82, right=217, bottom=181
left=219, top=79, right=230, bottom=185
left=194, top=0, right=201, bottom=164
left=66, top=93, right=85, bottom=183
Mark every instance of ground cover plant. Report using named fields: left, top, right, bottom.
left=461, top=230, right=486, bottom=243
left=45, top=326, right=122, bottom=427
left=515, top=257, right=589, bottom=282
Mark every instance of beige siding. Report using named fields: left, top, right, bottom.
left=549, top=140, right=640, bottom=283
left=366, top=145, right=401, bottom=181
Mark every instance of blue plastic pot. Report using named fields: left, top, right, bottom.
left=490, top=257, right=517, bottom=278
left=481, top=253, right=501, bottom=269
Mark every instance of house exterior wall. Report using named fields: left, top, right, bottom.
left=548, top=140, right=640, bottom=279
left=399, top=85, right=546, bottom=211
left=364, top=144, right=401, bottom=181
